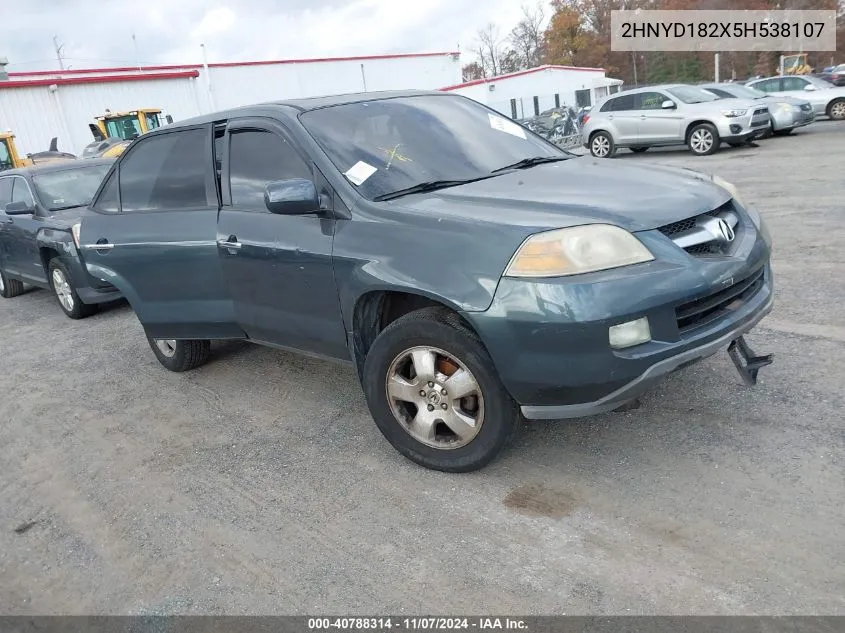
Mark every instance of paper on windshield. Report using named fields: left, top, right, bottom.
left=488, top=113, right=526, bottom=139
left=344, top=161, right=378, bottom=186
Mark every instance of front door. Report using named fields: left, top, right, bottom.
left=80, top=125, right=244, bottom=340
left=6, top=177, right=46, bottom=283
left=217, top=118, right=348, bottom=359
left=634, top=91, right=683, bottom=143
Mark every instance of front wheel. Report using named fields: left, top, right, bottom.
left=687, top=123, right=720, bottom=156
left=147, top=337, right=211, bottom=372
left=48, top=258, right=97, bottom=319
left=589, top=131, right=616, bottom=158
left=362, top=307, right=520, bottom=473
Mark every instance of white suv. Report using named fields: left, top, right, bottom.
left=582, top=84, right=770, bottom=158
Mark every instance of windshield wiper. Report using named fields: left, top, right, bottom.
left=49, top=204, right=86, bottom=211
left=491, top=156, right=569, bottom=173
left=373, top=177, right=492, bottom=201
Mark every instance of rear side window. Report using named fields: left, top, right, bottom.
left=0, top=178, right=12, bottom=206
left=601, top=94, right=635, bottom=112
left=228, top=130, right=312, bottom=211
left=118, top=128, right=208, bottom=212
left=752, top=79, right=780, bottom=93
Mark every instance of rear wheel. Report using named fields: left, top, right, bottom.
left=589, top=131, right=616, bottom=158
left=362, top=307, right=519, bottom=472
left=826, top=99, right=845, bottom=120
left=687, top=123, right=720, bottom=156
left=147, top=337, right=211, bottom=372
left=0, top=268, right=25, bottom=299
left=48, top=258, right=97, bottom=319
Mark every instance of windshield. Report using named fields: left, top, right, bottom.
left=144, top=112, right=161, bottom=132
left=32, top=164, right=112, bottom=211
left=666, top=86, right=719, bottom=104
left=299, top=95, right=564, bottom=201
left=0, top=139, right=13, bottom=171
left=105, top=115, right=142, bottom=140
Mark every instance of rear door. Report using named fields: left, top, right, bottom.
left=605, top=93, right=639, bottom=143
left=79, top=125, right=244, bottom=340
left=634, top=91, right=682, bottom=143
left=216, top=118, right=348, bottom=359
left=6, top=177, right=46, bottom=283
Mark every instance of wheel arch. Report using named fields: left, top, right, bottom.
left=684, top=119, right=717, bottom=143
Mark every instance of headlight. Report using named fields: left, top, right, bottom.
left=71, top=222, right=81, bottom=249
left=505, top=224, right=654, bottom=278
left=712, top=175, right=747, bottom=209
left=720, top=108, right=748, bottom=117
left=776, top=102, right=793, bottom=112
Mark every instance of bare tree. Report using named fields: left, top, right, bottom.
left=475, top=23, right=505, bottom=77
left=510, top=3, right=547, bottom=69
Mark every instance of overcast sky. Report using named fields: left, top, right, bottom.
left=4, top=0, right=532, bottom=72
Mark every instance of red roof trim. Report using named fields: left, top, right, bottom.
left=8, top=51, right=461, bottom=78
left=439, top=65, right=605, bottom=91
left=0, top=70, right=199, bottom=89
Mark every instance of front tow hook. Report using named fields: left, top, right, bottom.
left=727, top=335, right=774, bottom=386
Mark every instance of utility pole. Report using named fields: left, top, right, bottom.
left=132, top=33, right=141, bottom=71
left=52, top=35, right=65, bottom=70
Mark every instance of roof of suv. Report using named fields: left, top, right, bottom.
left=155, top=89, right=445, bottom=131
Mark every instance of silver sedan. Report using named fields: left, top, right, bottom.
left=700, top=82, right=815, bottom=136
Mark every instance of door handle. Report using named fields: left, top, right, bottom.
left=90, top=238, right=114, bottom=253
left=218, top=236, right=241, bottom=251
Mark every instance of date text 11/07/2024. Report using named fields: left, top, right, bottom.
left=307, top=618, right=528, bottom=630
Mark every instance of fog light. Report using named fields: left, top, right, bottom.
left=729, top=124, right=742, bottom=134
left=609, top=317, right=651, bottom=349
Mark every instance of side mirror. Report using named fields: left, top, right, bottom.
left=4, top=201, right=35, bottom=215
left=264, top=178, right=320, bottom=215
left=661, top=100, right=676, bottom=109
left=165, top=115, right=173, bottom=124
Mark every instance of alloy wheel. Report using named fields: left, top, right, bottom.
left=155, top=339, right=178, bottom=358
left=830, top=101, right=845, bottom=119
left=385, top=345, right=485, bottom=450
left=690, top=129, right=714, bottom=154
left=591, top=135, right=610, bottom=157
left=52, top=269, right=74, bottom=312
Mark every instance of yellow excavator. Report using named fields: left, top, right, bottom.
left=82, top=108, right=173, bottom=159
left=782, top=53, right=813, bottom=75
left=0, top=132, right=77, bottom=172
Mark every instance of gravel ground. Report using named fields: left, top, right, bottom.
left=1, top=122, right=843, bottom=616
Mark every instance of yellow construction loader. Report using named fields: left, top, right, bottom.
left=782, top=53, right=813, bottom=75
left=82, top=108, right=174, bottom=159
left=1, top=133, right=77, bottom=172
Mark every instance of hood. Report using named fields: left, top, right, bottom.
left=687, top=97, right=758, bottom=112
left=399, top=158, right=730, bottom=232
left=762, top=95, right=810, bottom=106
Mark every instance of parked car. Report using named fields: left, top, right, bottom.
left=745, top=75, right=845, bottom=120
left=699, top=82, right=815, bottom=136
left=816, top=64, right=845, bottom=87
left=582, top=84, right=770, bottom=157
left=0, top=159, right=121, bottom=317
left=77, top=90, right=774, bottom=472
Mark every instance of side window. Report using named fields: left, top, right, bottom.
left=0, top=177, right=12, bottom=206
left=611, top=94, right=635, bottom=111
left=752, top=79, right=779, bottom=93
left=94, top=169, right=120, bottom=214
left=599, top=97, right=617, bottom=113
left=635, top=92, right=668, bottom=110
left=228, top=130, right=312, bottom=211
left=782, top=77, right=808, bottom=91
left=706, top=88, right=732, bottom=98
left=11, top=178, right=34, bottom=207
left=119, top=128, right=208, bottom=212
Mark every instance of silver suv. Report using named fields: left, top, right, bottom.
left=582, top=84, right=770, bottom=157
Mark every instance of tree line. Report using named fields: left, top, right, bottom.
left=463, top=0, right=845, bottom=86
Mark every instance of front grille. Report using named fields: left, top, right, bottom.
left=675, top=268, right=765, bottom=333
left=658, top=202, right=742, bottom=257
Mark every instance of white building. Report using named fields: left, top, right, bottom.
left=441, top=65, right=623, bottom=119
left=0, top=51, right=462, bottom=155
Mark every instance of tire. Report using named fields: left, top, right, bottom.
left=772, top=128, right=794, bottom=137
left=146, top=336, right=211, bottom=372
left=589, top=131, right=616, bottom=158
left=630, top=146, right=649, bottom=153
left=362, top=307, right=520, bottom=473
left=0, top=268, right=25, bottom=298
left=826, top=99, right=845, bottom=120
left=687, top=123, right=720, bottom=156
left=48, top=258, right=97, bottom=319
left=759, top=124, right=774, bottom=139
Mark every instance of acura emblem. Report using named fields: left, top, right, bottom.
left=715, top=218, right=735, bottom=243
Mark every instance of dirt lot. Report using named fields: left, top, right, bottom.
left=1, top=122, right=844, bottom=616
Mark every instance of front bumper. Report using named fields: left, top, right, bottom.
left=771, top=107, right=815, bottom=131
left=463, top=219, right=773, bottom=420
left=715, top=109, right=770, bottom=141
